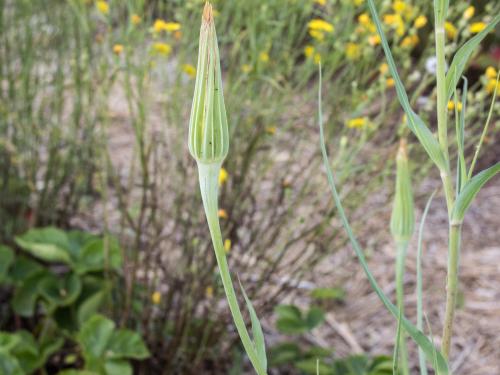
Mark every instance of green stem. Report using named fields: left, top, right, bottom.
left=396, top=241, right=410, bottom=375
left=198, top=162, right=267, bottom=375
left=441, top=223, right=462, bottom=359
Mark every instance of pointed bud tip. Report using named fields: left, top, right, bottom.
left=202, top=2, right=214, bottom=25
left=397, top=138, right=408, bottom=160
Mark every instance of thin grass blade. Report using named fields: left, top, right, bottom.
left=455, top=78, right=467, bottom=194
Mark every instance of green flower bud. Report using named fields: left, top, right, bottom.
left=188, top=2, right=229, bottom=165
left=390, top=139, right=415, bottom=243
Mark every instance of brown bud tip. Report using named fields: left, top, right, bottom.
left=397, top=138, right=408, bottom=160
left=202, top=2, right=214, bottom=25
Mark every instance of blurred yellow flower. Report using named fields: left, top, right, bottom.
left=304, top=45, right=315, bottom=58
left=386, top=78, right=395, bottom=87
left=392, top=1, right=406, bottom=13
left=309, top=30, right=325, bottom=41
left=224, top=239, right=231, bottom=253
left=358, top=13, right=370, bottom=26
left=383, top=13, right=405, bottom=36
left=308, top=19, right=334, bottom=33
left=353, top=0, right=363, bottom=5
left=447, top=101, right=462, bottom=111
left=266, top=126, right=277, bottom=135
left=259, top=51, right=270, bottom=63
left=463, top=6, right=475, bottom=20
left=485, top=66, right=497, bottom=79
left=205, top=286, right=214, bottom=299
left=112, top=44, right=123, bottom=55
left=379, top=63, right=388, bottom=75
left=218, top=167, right=228, bottom=185
left=218, top=209, right=228, bottom=219
left=151, top=291, right=161, bottom=304
left=347, top=117, right=367, bottom=129
left=414, top=15, right=427, bottom=29
left=242, top=64, right=252, bottom=73
left=153, top=19, right=181, bottom=33
left=368, top=34, right=381, bottom=46
left=469, top=22, right=486, bottom=34
left=314, top=0, right=326, bottom=5
left=401, top=35, right=419, bottom=48
left=152, top=42, right=172, bottom=55
left=444, top=22, right=457, bottom=39
left=131, top=14, right=141, bottom=25
left=346, top=43, right=360, bottom=60
left=314, top=53, right=321, bottom=64
left=96, top=1, right=109, bottom=15
left=182, top=64, right=196, bottom=78
left=486, top=79, right=500, bottom=94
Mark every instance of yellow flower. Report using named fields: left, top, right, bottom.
left=96, top=1, right=109, bottom=15
left=463, top=6, right=475, bottom=20
left=379, top=63, right=388, bottom=75
left=308, top=19, right=334, bottom=33
left=152, top=42, right=172, bottom=56
left=218, top=167, right=228, bottom=185
left=153, top=19, right=181, bottom=33
left=304, top=45, right=315, bottom=58
left=265, top=126, right=277, bottom=135
left=309, top=30, right=325, bottom=41
left=447, top=101, right=462, bottom=111
left=131, top=14, right=141, bottom=25
left=112, top=44, right=123, bottom=55
left=205, top=286, right=214, bottom=299
left=259, top=51, right=270, bottom=63
left=469, top=22, right=486, bottom=34
left=218, top=209, right=228, bottom=219
left=358, top=13, right=370, bottom=26
left=383, top=13, right=405, bottom=36
left=314, top=0, right=326, bottom=5
left=368, top=34, right=381, bottom=46
left=392, top=1, right=406, bottom=13
left=401, top=35, right=419, bottom=48
left=314, top=53, right=321, bottom=64
left=182, top=64, right=196, bottom=78
left=353, top=0, right=363, bottom=5
left=444, top=22, right=457, bottom=39
left=346, top=43, right=360, bottom=60
left=486, top=79, right=500, bottom=94
left=347, top=117, right=367, bottom=129
left=242, top=64, right=252, bottom=73
left=485, top=66, right=497, bottom=79
left=386, top=78, right=395, bottom=87
left=414, top=15, right=427, bottom=29
left=151, top=291, right=161, bottom=304
left=224, top=239, right=231, bottom=253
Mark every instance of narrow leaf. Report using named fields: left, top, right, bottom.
left=452, top=163, right=500, bottom=223
left=446, top=14, right=500, bottom=100
left=455, top=78, right=467, bottom=194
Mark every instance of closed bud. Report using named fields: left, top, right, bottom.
left=390, top=139, right=415, bottom=243
left=188, top=2, right=229, bottom=165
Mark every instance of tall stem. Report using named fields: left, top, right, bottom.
left=395, top=241, right=410, bottom=375
left=441, top=223, right=462, bottom=359
left=198, top=162, right=267, bottom=375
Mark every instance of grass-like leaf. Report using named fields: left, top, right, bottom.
left=317, top=65, right=449, bottom=375
left=454, top=79, right=467, bottom=194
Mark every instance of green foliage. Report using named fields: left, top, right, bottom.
left=275, top=304, right=325, bottom=335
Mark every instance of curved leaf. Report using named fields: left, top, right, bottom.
left=15, top=227, right=72, bottom=265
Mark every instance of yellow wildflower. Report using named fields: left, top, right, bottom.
left=224, top=239, right=231, bottom=253
left=444, top=22, right=457, bottom=39
left=259, top=51, right=270, bottom=63
left=205, top=286, right=214, bottom=299
left=153, top=19, right=181, bottom=33
left=346, top=43, right=361, bottom=60
left=218, top=209, right=228, bottom=219
left=463, top=6, right=475, bottom=20
left=151, top=291, right=161, bottom=304
left=131, top=14, right=141, bottom=25
left=96, top=1, right=109, bottom=15
left=354, top=0, right=363, bottom=5
left=314, top=0, right=326, bottom=5
left=152, top=42, right=172, bottom=56
left=379, top=63, right=388, bottom=75
left=314, top=53, right=321, bottom=64
left=309, top=30, right=325, bottom=41
left=358, top=13, right=370, bottom=26
left=485, top=66, right=497, bottom=79
left=414, top=15, right=427, bottom=29
left=469, top=22, right=486, bottom=34
left=401, top=35, right=419, bottom=48
left=347, top=117, right=367, bottom=129
left=368, top=34, right=381, bottom=46
left=112, top=44, right=123, bottom=55
left=304, top=45, right=315, bottom=58
left=266, top=126, right=277, bottom=135
left=242, top=64, right=252, bottom=73
left=182, top=64, right=196, bottom=78
left=383, top=13, right=405, bottom=36
left=392, top=1, right=406, bottom=13
left=386, top=78, right=395, bottom=87
left=308, top=19, right=334, bottom=33
left=486, top=79, right=500, bottom=94
left=218, top=167, right=228, bottom=185
left=447, top=101, right=462, bottom=111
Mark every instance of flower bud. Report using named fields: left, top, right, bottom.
left=188, top=2, right=229, bottom=165
left=390, top=139, right=415, bottom=243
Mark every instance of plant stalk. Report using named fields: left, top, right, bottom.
left=198, top=162, right=267, bottom=375
left=396, top=241, right=410, bottom=375
left=441, top=223, right=462, bottom=359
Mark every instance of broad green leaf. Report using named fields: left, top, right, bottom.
left=318, top=64, right=449, bottom=374
left=0, top=246, right=14, bottom=282
left=366, top=0, right=447, bottom=171
left=8, top=256, right=43, bottom=283
left=39, top=273, right=82, bottom=311
left=103, top=359, right=132, bottom=375
left=12, top=271, right=49, bottom=317
left=310, top=287, right=345, bottom=301
left=107, top=330, right=150, bottom=360
left=75, top=237, right=122, bottom=275
left=67, top=230, right=98, bottom=260
left=295, top=358, right=334, bottom=375
left=446, top=14, right=500, bottom=100
left=15, top=227, right=72, bottom=265
left=78, top=314, right=115, bottom=360
left=0, top=351, right=23, bottom=375
left=269, top=342, right=301, bottom=366
left=305, top=307, right=325, bottom=330
left=274, top=304, right=302, bottom=321
left=0, top=333, right=20, bottom=352
left=11, top=330, right=41, bottom=374
left=77, top=285, right=110, bottom=325
left=240, top=281, right=267, bottom=371
left=452, top=163, right=500, bottom=222
left=58, top=371, right=98, bottom=375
